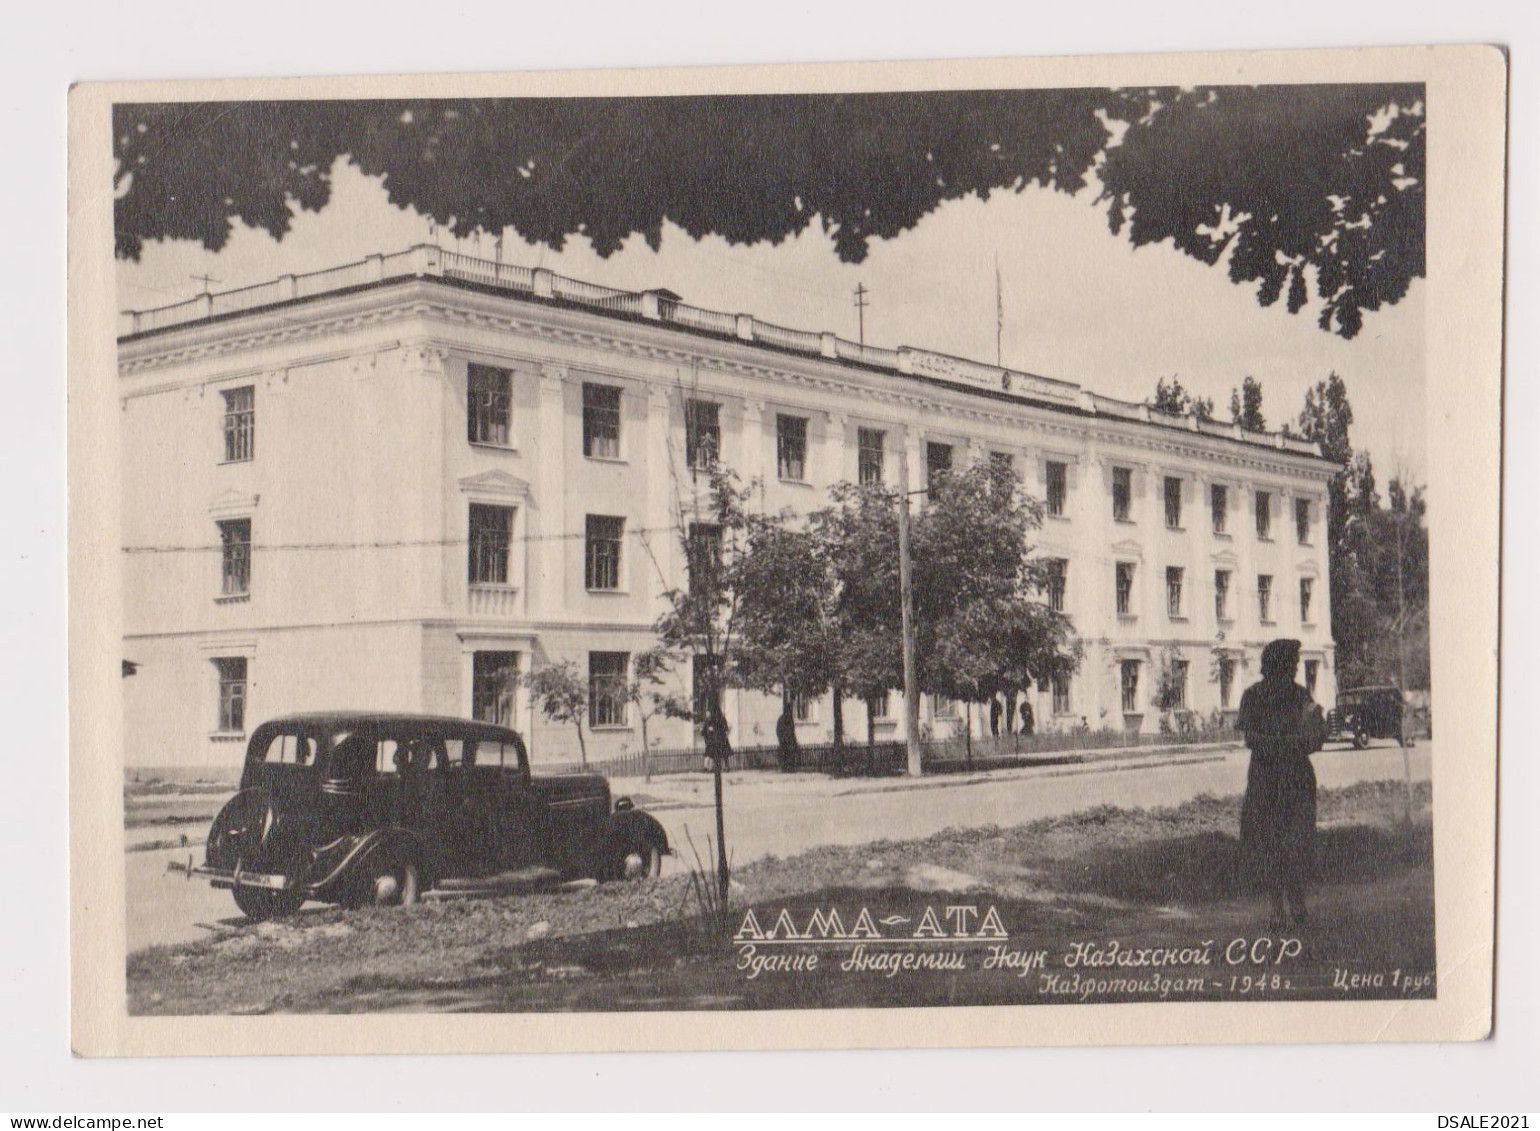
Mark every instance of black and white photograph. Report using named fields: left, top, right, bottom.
left=65, top=44, right=1504, bottom=1055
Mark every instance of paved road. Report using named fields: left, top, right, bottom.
left=126, top=739, right=1431, bottom=953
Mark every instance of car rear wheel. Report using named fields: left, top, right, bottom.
left=1352, top=726, right=1371, bottom=750
left=607, top=840, right=662, bottom=882
left=233, top=885, right=304, bottom=922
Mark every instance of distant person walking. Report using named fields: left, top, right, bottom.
left=1236, top=638, right=1330, bottom=929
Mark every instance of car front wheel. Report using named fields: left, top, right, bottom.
left=609, top=841, right=663, bottom=882
left=352, top=855, right=422, bottom=908
left=1352, top=726, right=1371, bottom=750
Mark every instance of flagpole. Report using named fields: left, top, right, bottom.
left=995, top=255, right=1003, bottom=368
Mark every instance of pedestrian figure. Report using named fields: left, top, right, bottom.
left=989, top=698, right=1002, bottom=737
left=1019, top=697, right=1034, bottom=736
left=1236, top=638, right=1330, bottom=929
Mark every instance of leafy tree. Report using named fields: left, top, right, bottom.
left=521, top=661, right=590, bottom=769
left=642, top=458, right=751, bottom=900
left=624, top=647, right=678, bottom=782
left=731, top=516, right=836, bottom=772
left=1229, top=376, right=1267, bottom=433
left=113, top=85, right=1424, bottom=338
left=1152, top=376, right=1216, bottom=422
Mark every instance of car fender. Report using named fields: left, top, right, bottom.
left=606, top=807, right=670, bottom=856
left=311, top=826, right=432, bottom=895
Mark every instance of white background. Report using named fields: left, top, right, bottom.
left=6, top=0, right=1537, bottom=1112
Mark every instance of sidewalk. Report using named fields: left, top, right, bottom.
left=608, top=738, right=1245, bottom=808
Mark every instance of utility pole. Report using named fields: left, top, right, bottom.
left=896, top=445, right=922, bottom=777
left=190, top=273, right=221, bottom=294
left=852, top=283, right=870, bottom=347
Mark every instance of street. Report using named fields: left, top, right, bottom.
left=126, top=739, right=1432, bottom=952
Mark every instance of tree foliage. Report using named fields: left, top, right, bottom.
left=1152, top=376, right=1216, bottom=422
left=113, top=85, right=1423, bottom=338
left=1230, top=376, right=1268, bottom=433
left=521, top=661, right=590, bottom=768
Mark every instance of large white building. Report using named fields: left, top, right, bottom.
left=118, top=245, right=1336, bottom=770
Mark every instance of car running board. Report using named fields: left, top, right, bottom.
left=425, top=867, right=564, bottom=898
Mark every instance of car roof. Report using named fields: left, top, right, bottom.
left=1340, top=685, right=1403, bottom=695
left=253, top=712, right=525, bottom=745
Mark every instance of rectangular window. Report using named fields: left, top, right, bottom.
left=1304, top=659, right=1320, bottom=698
left=1172, top=660, right=1189, bottom=709
left=1211, top=483, right=1228, bottom=534
left=1046, top=461, right=1067, bottom=517
left=870, top=692, right=892, bottom=721
left=588, top=652, right=629, bottom=727
left=687, top=522, right=723, bottom=595
left=1164, top=476, right=1183, bottom=529
left=1300, top=576, right=1315, bottom=623
left=1052, top=675, right=1071, bottom=715
left=222, top=386, right=254, bottom=462
left=582, top=382, right=621, bottom=459
left=1112, top=467, right=1132, bottom=521
left=472, top=651, right=519, bottom=727
left=794, top=695, right=817, bottom=724
left=1045, top=558, right=1067, bottom=613
left=1166, top=566, right=1185, bottom=618
left=1296, top=497, right=1311, bottom=544
left=1120, top=660, right=1140, bottom=713
left=1116, top=562, right=1136, bottom=616
left=857, top=427, right=885, bottom=486
left=926, top=442, right=953, bottom=488
left=468, top=504, right=514, bottom=585
left=685, top=398, right=720, bottom=470
left=218, top=518, right=251, bottom=596
left=467, top=363, right=512, bottom=446
left=930, top=694, right=958, bottom=720
left=584, top=515, right=624, bottom=590
left=1258, top=573, right=1274, bottom=622
left=776, top=414, right=808, bottom=481
left=1256, top=491, right=1272, bottom=540
left=1215, top=569, right=1232, bottom=620
left=215, top=657, right=247, bottom=733
left=1219, top=655, right=1236, bottom=709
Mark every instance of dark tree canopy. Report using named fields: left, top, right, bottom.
left=113, top=84, right=1423, bottom=338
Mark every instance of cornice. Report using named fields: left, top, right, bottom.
left=118, top=280, right=1335, bottom=483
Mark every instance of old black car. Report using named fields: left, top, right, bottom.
left=173, top=712, right=670, bottom=920
left=1326, top=685, right=1407, bottom=749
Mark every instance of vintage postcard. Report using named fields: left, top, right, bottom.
left=68, top=44, right=1505, bottom=1056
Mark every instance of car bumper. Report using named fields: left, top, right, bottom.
left=166, top=858, right=300, bottom=891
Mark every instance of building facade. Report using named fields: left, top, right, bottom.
left=118, top=245, right=1337, bottom=770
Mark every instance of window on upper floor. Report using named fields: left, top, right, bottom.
left=685, top=398, right=720, bottom=470
left=588, top=651, right=629, bottom=728
left=687, top=522, right=724, bottom=596
left=218, top=518, right=251, bottom=597
left=1296, top=497, right=1312, bottom=544
left=1045, top=558, right=1067, bottom=613
left=1215, top=569, right=1232, bottom=621
left=926, top=442, right=953, bottom=489
left=582, top=382, right=621, bottom=459
left=1304, top=659, right=1321, bottom=698
left=1046, top=461, right=1067, bottom=517
left=222, top=386, right=254, bottom=463
left=1115, top=561, right=1136, bottom=616
left=214, top=657, right=247, bottom=733
left=1166, top=566, right=1185, bottom=618
left=468, top=504, right=514, bottom=585
left=1258, top=573, right=1274, bottom=622
left=1211, top=483, right=1228, bottom=534
left=1164, top=476, right=1183, bottom=529
left=857, top=427, right=885, bottom=486
left=1112, top=466, right=1133, bottom=522
left=1300, top=576, right=1315, bottom=623
left=467, top=364, right=512, bottom=446
left=1256, top=491, right=1273, bottom=540
left=585, top=515, right=624, bottom=590
left=776, top=414, right=808, bottom=481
